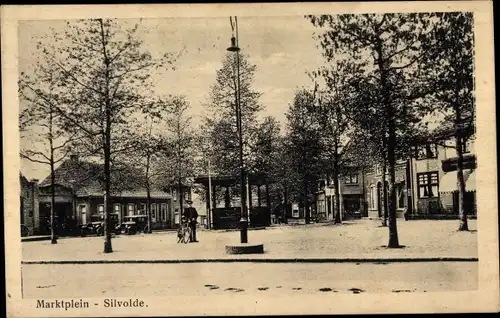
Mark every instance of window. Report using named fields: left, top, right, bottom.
left=114, top=204, right=121, bottom=214
left=127, top=203, right=135, bottom=216
left=292, top=204, right=299, bottom=217
left=98, top=204, right=104, bottom=215
left=151, top=203, right=157, bottom=221
left=416, top=144, right=438, bottom=160
left=161, top=203, right=167, bottom=222
left=139, top=203, right=146, bottom=215
left=344, top=173, right=359, bottom=184
left=370, top=185, right=376, bottom=209
left=417, top=172, right=439, bottom=198
left=375, top=165, right=381, bottom=175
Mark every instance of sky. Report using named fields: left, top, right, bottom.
left=18, top=16, right=326, bottom=180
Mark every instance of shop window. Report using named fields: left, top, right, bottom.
left=417, top=172, right=439, bottom=198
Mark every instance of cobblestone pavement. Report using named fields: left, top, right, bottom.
left=22, top=262, right=478, bottom=298
left=22, top=219, right=477, bottom=261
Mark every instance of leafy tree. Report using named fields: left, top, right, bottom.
left=203, top=52, right=262, bottom=204
left=308, top=13, right=437, bottom=247
left=156, top=96, right=197, bottom=218
left=310, top=58, right=359, bottom=224
left=204, top=53, right=262, bottom=174
left=26, top=18, right=179, bottom=253
left=420, top=12, right=475, bottom=231
left=249, top=116, right=282, bottom=211
left=285, top=89, right=324, bottom=224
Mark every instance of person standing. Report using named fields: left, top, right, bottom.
left=183, top=200, right=199, bottom=242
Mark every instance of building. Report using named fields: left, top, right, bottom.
left=407, top=136, right=476, bottom=219
left=363, top=161, right=410, bottom=219
left=20, top=173, right=40, bottom=233
left=362, top=131, right=476, bottom=220
left=25, top=154, right=175, bottom=235
left=314, top=168, right=366, bottom=221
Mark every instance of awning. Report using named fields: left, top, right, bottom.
left=439, top=169, right=475, bottom=193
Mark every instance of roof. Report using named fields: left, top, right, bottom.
left=39, top=156, right=171, bottom=198
left=20, top=173, right=29, bottom=185
left=416, top=116, right=475, bottom=144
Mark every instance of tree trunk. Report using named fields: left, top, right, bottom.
left=381, top=158, right=388, bottom=227
left=103, top=124, right=112, bottom=253
left=375, top=39, right=399, bottom=248
left=333, top=166, right=341, bottom=224
left=49, top=103, right=57, bottom=244
left=387, top=118, right=400, bottom=248
left=100, top=19, right=113, bottom=254
left=304, top=183, right=310, bottom=224
left=50, top=154, right=57, bottom=244
left=145, top=154, right=152, bottom=234
left=146, top=186, right=152, bottom=234
left=283, top=186, right=288, bottom=224
left=178, top=180, right=184, bottom=219
left=333, top=146, right=341, bottom=224
left=456, top=107, right=468, bottom=231
left=265, top=182, right=271, bottom=225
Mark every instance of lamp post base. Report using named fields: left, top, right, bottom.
left=225, top=243, right=264, bottom=254
left=240, top=219, right=248, bottom=243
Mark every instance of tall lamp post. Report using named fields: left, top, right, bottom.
left=227, top=16, right=248, bottom=244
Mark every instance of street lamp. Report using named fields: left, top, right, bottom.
left=227, top=16, right=248, bottom=244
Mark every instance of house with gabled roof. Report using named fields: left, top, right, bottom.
left=34, top=154, right=175, bottom=235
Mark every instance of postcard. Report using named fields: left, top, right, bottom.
left=3, top=1, right=498, bottom=317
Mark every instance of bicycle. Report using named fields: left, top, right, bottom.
left=177, top=219, right=191, bottom=244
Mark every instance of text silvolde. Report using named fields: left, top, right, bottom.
left=103, top=298, right=146, bottom=307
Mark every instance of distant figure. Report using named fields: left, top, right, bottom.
left=183, top=200, right=199, bottom=243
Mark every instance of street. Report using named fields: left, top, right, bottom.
left=22, top=262, right=477, bottom=298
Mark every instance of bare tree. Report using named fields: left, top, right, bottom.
left=19, top=56, right=79, bottom=244
left=24, top=19, right=179, bottom=253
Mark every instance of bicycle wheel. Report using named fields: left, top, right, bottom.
left=183, top=227, right=191, bottom=244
